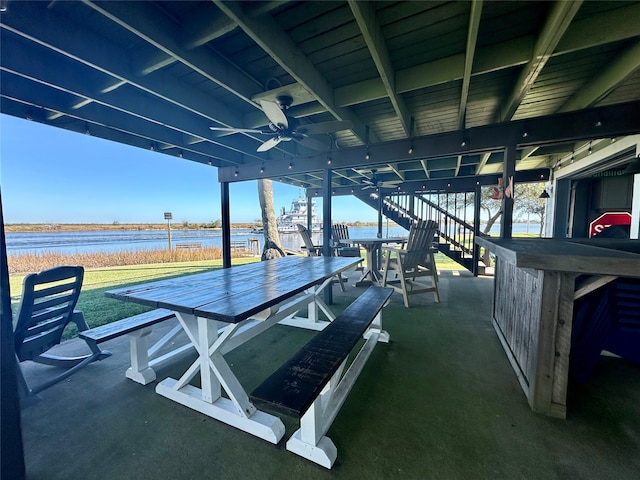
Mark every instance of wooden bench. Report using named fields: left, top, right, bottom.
left=175, top=242, right=202, bottom=250
left=79, top=308, right=192, bottom=385
left=230, top=240, right=250, bottom=256
left=250, top=286, right=393, bottom=468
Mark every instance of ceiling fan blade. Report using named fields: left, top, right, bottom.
left=209, top=126, right=269, bottom=134
left=293, top=135, right=329, bottom=152
left=257, top=136, right=282, bottom=152
left=259, top=100, right=288, bottom=129
left=296, top=120, right=353, bottom=135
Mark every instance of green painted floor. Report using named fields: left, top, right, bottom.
left=18, top=270, right=640, bottom=479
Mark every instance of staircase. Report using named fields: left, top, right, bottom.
left=355, top=192, right=491, bottom=275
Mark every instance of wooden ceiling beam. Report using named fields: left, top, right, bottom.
left=349, top=0, right=411, bottom=136
left=220, top=101, right=640, bottom=182
left=0, top=70, right=242, bottom=165
left=458, top=0, right=483, bottom=129
left=496, top=0, right=582, bottom=122
left=0, top=1, right=245, bottom=131
left=313, top=169, right=551, bottom=197
left=560, top=40, right=640, bottom=112
left=0, top=36, right=259, bottom=162
left=213, top=0, right=375, bottom=145
left=337, top=3, right=640, bottom=108
left=83, top=1, right=262, bottom=106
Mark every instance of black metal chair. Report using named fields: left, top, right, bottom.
left=14, top=265, right=110, bottom=399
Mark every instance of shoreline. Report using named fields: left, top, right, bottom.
left=4, top=221, right=386, bottom=233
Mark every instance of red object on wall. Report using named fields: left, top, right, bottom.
left=589, top=212, right=632, bottom=237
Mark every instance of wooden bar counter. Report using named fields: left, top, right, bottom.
left=475, top=237, right=640, bottom=418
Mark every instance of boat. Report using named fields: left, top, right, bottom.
left=277, top=197, right=322, bottom=233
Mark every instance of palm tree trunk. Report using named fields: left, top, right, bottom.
left=257, top=179, right=285, bottom=260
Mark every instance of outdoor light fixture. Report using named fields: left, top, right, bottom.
left=365, top=151, right=370, bottom=160
left=539, top=189, right=550, bottom=199
left=408, top=144, right=414, bottom=154
left=623, top=155, right=640, bottom=175
left=288, top=162, right=293, bottom=170
left=234, top=169, right=239, bottom=177
left=260, top=164, right=264, bottom=173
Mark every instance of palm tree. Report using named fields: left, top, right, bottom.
left=257, top=179, right=285, bottom=260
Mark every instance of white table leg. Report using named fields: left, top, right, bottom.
left=155, top=312, right=285, bottom=444
left=278, top=278, right=336, bottom=331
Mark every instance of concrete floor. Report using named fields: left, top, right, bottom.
left=17, top=270, right=640, bottom=479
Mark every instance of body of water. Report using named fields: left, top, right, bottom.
left=5, top=223, right=539, bottom=256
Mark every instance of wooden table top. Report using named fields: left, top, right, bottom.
left=106, top=256, right=361, bottom=323
left=342, top=237, right=406, bottom=246
left=476, top=237, right=640, bottom=277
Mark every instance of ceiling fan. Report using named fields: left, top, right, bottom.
left=209, top=95, right=353, bottom=152
left=361, top=169, right=403, bottom=190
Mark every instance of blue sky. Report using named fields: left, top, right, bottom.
left=0, top=114, right=375, bottom=224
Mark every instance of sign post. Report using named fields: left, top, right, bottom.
left=588, top=212, right=632, bottom=237
left=164, top=212, right=173, bottom=250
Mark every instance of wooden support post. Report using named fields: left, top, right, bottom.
left=472, top=183, right=481, bottom=276
left=501, top=145, right=516, bottom=239
left=322, top=169, right=333, bottom=305
left=0, top=191, right=26, bottom=480
left=306, top=192, right=313, bottom=232
left=221, top=181, right=231, bottom=269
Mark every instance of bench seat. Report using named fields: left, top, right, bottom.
left=79, top=308, right=176, bottom=344
left=250, top=286, right=392, bottom=468
left=79, top=308, right=189, bottom=385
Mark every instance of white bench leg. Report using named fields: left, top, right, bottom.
left=125, top=327, right=156, bottom=385
left=285, top=361, right=345, bottom=469
left=363, top=310, right=390, bottom=343
left=286, top=399, right=338, bottom=469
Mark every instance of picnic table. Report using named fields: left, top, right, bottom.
left=105, top=256, right=363, bottom=444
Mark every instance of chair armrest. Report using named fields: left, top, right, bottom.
left=72, top=310, right=90, bottom=331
